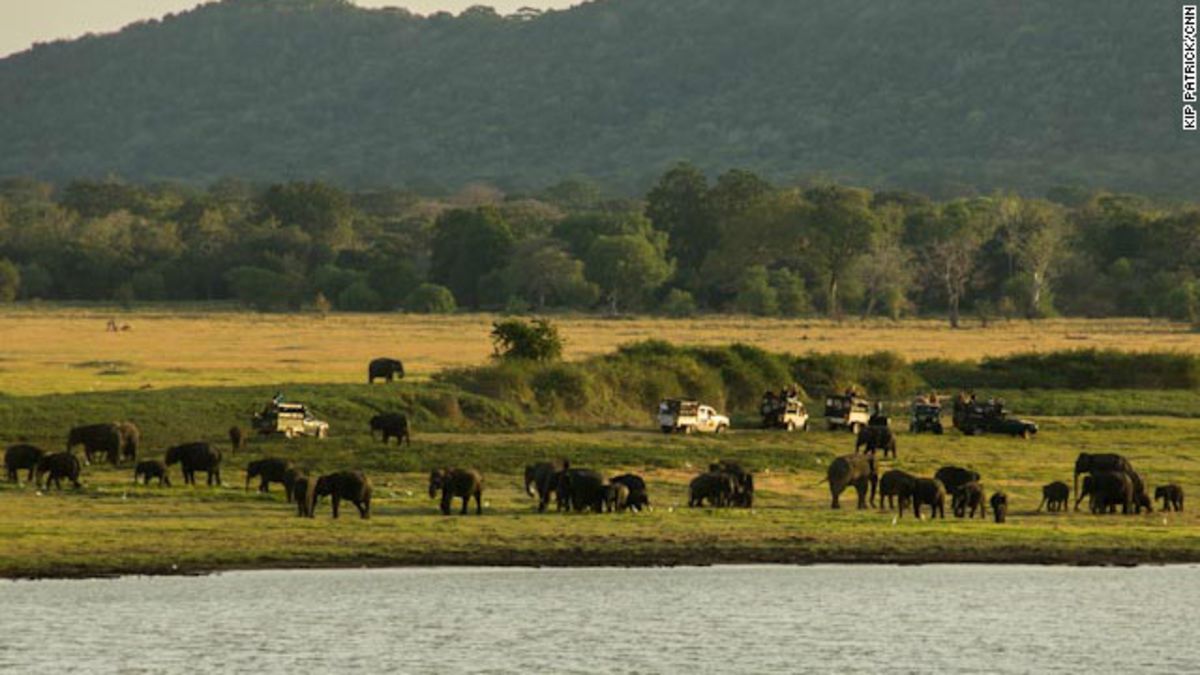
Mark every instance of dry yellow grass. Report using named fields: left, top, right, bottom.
left=1, top=307, right=1197, bottom=395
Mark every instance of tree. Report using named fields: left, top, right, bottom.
left=0, top=258, right=19, bottom=302
left=260, top=182, right=354, bottom=250
left=734, top=265, right=778, bottom=316
left=224, top=266, right=304, bottom=312
left=490, top=318, right=563, bottom=361
left=1000, top=198, right=1071, bottom=318
left=429, top=207, right=514, bottom=308
left=645, top=162, right=712, bottom=276
left=503, top=238, right=597, bottom=310
left=921, top=200, right=993, bottom=328
left=584, top=234, right=674, bottom=314
left=660, top=289, right=698, bottom=317
left=770, top=268, right=810, bottom=317
left=858, top=206, right=914, bottom=319
left=804, top=185, right=877, bottom=318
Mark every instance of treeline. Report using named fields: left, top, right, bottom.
left=1, top=166, right=1199, bottom=323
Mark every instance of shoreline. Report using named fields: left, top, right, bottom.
left=6, top=548, right=1196, bottom=582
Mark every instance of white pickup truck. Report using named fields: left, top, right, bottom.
left=658, top=399, right=730, bottom=434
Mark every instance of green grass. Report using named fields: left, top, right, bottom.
left=2, top=382, right=1200, bottom=577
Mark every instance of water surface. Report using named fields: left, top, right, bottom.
left=1, top=565, right=1195, bottom=673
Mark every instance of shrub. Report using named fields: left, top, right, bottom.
left=490, top=318, right=563, bottom=361
left=336, top=281, right=382, bottom=311
left=660, top=288, right=698, bottom=317
left=405, top=283, right=457, bottom=314
left=531, top=364, right=592, bottom=412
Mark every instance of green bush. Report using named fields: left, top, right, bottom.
left=336, top=280, right=382, bottom=311
left=531, top=363, right=592, bottom=412
left=660, top=289, right=698, bottom=317
left=405, top=283, right=457, bottom=314
left=490, top=318, right=563, bottom=362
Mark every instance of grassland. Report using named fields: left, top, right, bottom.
left=2, top=310, right=1200, bottom=578
left=3, top=306, right=1199, bottom=396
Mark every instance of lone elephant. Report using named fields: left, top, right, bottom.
left=934, top=466, right=981, bottom=498
left=525, top=461, right=564, bottom=512
left=368, top=358, right=405, bottom=383
left=67, top=423, right=122, bottom=465
left=855, top=426, right=897, bottom=459
left=991, top=492, right=1008, bottom=524
left=315, top=471, right=373, bottom=519
left=369, top=414, right=411, bottom=446
left=429, top=468, right=483, bottom=516
left=878, top=469, right=916, bottom=511
left=558, top=468, right=607, bottom=513
left=826, top=453, right=877, bottom=510
left=245, top=458, right=295, bottom=493
left=165, top=442, right=222, bottom=486
left=5, top=444, right=45, bottom=484
left=900, top=478, right=946, bottom=519
left=228, top=426, right=246, bottom=453
left=36, top=452, right=82, bottom=490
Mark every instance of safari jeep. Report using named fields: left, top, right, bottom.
left=658, top=399, right=730, bottom=434
left=824, top=394, right=872, bottom=433
left=761, top=397, right=810, bottom=431
left=253, top=402, right=330, bottom=439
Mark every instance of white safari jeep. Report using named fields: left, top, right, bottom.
left=658, top=399, right=730, bottom=434
left=253, top=401, right=330, bottom=439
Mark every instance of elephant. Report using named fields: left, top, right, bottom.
left=1086, top=471, right=1134, bottom=515
left=934, top=466, right=981, bottom=498
left=368, top=358, right=405, bottom=383
left=292, top=475, right=316, bottom=518
left=369, top=414, right=411, bottom=446
left=878, top=469, right=917, bottom=511
left=825, top=453, right=877, bottom=510
left=1038, top=481, right=1070, bottom=512
left=710, top=461, right=754, bottom=508
left=952, top=481, right=987, bottom=519
left=245, top=458, right=295, bottom=493
left=282, top=467, right=306, bottom=503
left=991, top=492, right=1008, bottom=524
left=164, top=442, right=222, bottom=486
left=229, top=426, right=245, bottom=453
left=524, top=461, right=564, bottom=512
left=900, top=478, right=945, bottom=519
left=315, top=471, right=373, bottom=519
left=5, top=444, right=45, bottom=483
left=610, top=473, right=650, bottom=512
left=558, top=468, right=607, bottom=513
left=1073, top=453, right=1132, bottom=509
left=603, top=483, right=631, bottom=512
left=689, top=472, right=734, bottom=507
left=855, top=426, right=897, bottom=459
left=36, top=452, right=82, bottom=490
left=1155, top=484, right=1184, bottom=512
left=115, top=421, right=140, bottom=463
left=1128, top=470, right=1153, bottom=514
left=428, top=468, right=483, bottom=516
left=67, top=423, right=122, bottom=465
left=134, top=459, right=171, bottom=487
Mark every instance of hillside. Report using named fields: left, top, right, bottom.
left=0, top=0, right=1192, bottom=195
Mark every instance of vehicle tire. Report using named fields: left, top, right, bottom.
left=1020, top=428, right=1030, bottom=440
left=786, top=421, right=795, bottom=432
left=318, top=427, right=328, bottom=439
left=802, top=420, right=810, bottom=432
left=715, top=425, right=727, bottom=435
left=827, top=423, right=837, bottom=432
left=284, top=428, right=295, bottom=439
left=661, top=426, right=673, bottom=434
left=934, top=424, right=944, bottom=435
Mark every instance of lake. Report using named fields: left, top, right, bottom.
left=1, top=565, right=1195, bottom=673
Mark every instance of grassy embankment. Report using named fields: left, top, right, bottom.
left=3, top=330, right=1200, bottom=577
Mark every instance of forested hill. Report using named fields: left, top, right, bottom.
left=0, top=0, right=1190, bottom=195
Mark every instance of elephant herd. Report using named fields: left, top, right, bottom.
left=824, top=442, right=1185, bottom=523
left=524, top=460, right=651, bottom=514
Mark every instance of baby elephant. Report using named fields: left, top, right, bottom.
left=134, top=459, right=171, bottom=487
left=952, top=481, right=987, bottom=519
left=1155, top=484, right=1185, bottom=512
left=1038, top=481, right=1070, bottom=512
left=314, top=471, right=372, bottom=519
left=292, top=475, right=316, bottom=518
left=901, top=478, right=945, bottom=519
left=991, top=492, right=1008, bottom=524
left=428, top=468, right=484, bottom=515
left=603, top=483, right=630, bottom=513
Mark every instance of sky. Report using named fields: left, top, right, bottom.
left=0, top=0, right=578, bottom=57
